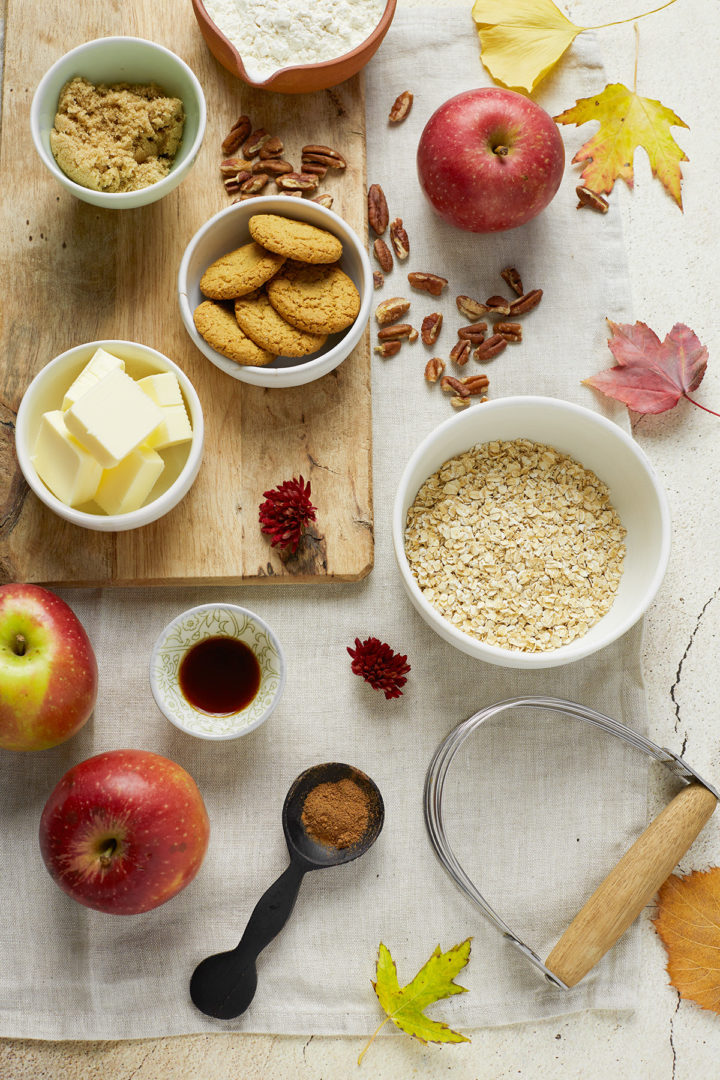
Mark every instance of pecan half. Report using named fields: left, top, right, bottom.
left=253, top=159, right=293, bottom=176
left=220, top=156, right=252, bottom=177
left=389, top=218, right=410, bottom=260
left=460, top=373, right=490, bottom=394
left=424, top=357, right=446, bottom=382
left=577, top=185, right=609, bottom=213
left=377, top=323, right=415, bottom=341
left=221, top=115, right=252, bottom=155
left=408, top=272, right=448, bottom=296
left=494, top=321, right=522, bottom=342
left=373, top=238, right=394, bottom=273
left=508, top=289, right=543, bottom=316
left=473, top=334, right=507, bottom=362
left=302, top=145, right=347, bottom=169
left=484, top=295, right=511, bottom=315
left=456, top=295, right=488, bottom=319
left=259, top=136, right=284, bottom=159
left=449, top=340, right=471, bottom=366
left=239, top=173, right=270, bottom=195
left=421, top=312, right=443, bottom=346
left=500, top=267, right=524, bottom=296
left=450, top=395, right=471, bottom=408
left=375, top=297, right=411, bottom=325
left=374, top=341, right=402, bottom=358
left=373, top=270, right=384, bottom=289
left=275, top=171, right=320, bottom=192
left=389, top=90, right=413, bottom=123
left=457, top=321, right=488, bottom=342
left=440, top=375, right=470, bottom=397
left=242, top=128, right=272, bottom=157
left=368, top=184, right=389, bottom=236
left=312, top=193, right=334, bottom=209
left=301, top=162, right=328, bottom=178
left=223, top=171, right=252, bottom=194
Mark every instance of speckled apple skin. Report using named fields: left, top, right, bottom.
left=416, top=88, right=566, bottom=233
left=39, top=749, right=211, bottom=914
left=0, top=583, right=98, bottom=751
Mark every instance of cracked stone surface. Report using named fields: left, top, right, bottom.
left=2, top=0, right=720, bottom=1076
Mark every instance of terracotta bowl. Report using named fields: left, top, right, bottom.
left=191, top=0, right=397, bottom=93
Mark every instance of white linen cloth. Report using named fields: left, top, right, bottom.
left=0, top=9, right=653, bottom=1038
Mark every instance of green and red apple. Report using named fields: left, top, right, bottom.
left=39, top=749, right=210, bottom=914
left=0, top=583, right=98, bottom=751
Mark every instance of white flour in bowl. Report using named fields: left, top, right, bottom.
left=202, top=0, right=386, bottom=80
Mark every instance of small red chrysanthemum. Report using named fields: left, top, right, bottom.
left=347, top=637, right=410, bottom=700
left=258, top=476, right=317, bottom=552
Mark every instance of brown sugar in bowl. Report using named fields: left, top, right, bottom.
left=191, top=0, right=397, bottom=93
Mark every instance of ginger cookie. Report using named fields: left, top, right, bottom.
left=248, top=214, right=343, bottom=264
left=199, top=242, right=286, bottom=300
left=193, top=301, right=275, bottom=366
left=234, top=292, right=327, bottom=357
left=266, top=264, right=360, bottom=335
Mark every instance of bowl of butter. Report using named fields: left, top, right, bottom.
left=15, top=340, right=204, bottom=531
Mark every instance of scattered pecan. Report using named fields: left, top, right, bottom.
left=408, top=272, right=448, bottom=296
left=424, top=357, right=446, bottom=382
left=576, top=185, right=609, bottom=213
left=253, top=159, right=293, bottom=176
left=302, top=145, right=347, bottom=169
left=242, top=128, right=272, bottom=157
left=220, top=156, right=252, bottom=177
left=259, top=136, right=284, bottom=159
left=373, top=270, right=384, bottom=289
left=473, top=334, right=507, bottom=362
left=368, top=184, right=389, bottom=236
left=374, top=341, right=402, bottom=358
left=221, top=115, right=252, bottom=155
left=450, top=395, right=471, bottom=408
left=494, top=321, right=522, bottom=342
left=373, top=238, right=394, bottom=273
left=275, top=171, right=320, bottom=192
left=440, top=375, right=470, bottom=397
left=223, top=171, right=252, bottom=194
left=282, top=191, right=304, bottom=198
left=457, top=321, right=488, bottom=343
left=377, top=323, right=415, bottom=341
left=421, top=313, right=442, bottom=346
left=389, top=90, right=414, bottom=123
left=449, top=339, right=471, bottom=366
left=456, top=295, right=488, bottom=319
left=301, top=162, right=328, bottom=178
left=389, top=218, right=410, bottom=260
left=460, top=374, right=490, bottom=394
left=312, top=193, right=334, bottom=209
left=508, top=289, right=543, bottom=316
left=484, top=295, right=511, bottom=315
left=375, top=296, right=410, bottom=325
left=500, top=267, right=524, bottom=296
left=239, top=173, right=270, bottom=195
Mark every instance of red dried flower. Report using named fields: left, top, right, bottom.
left=347, top=637, right=410, bottom=700
left=258, top=476, right=317, bottom=552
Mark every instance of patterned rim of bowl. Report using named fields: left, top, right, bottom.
left=150, top=604, right=285, bottom=739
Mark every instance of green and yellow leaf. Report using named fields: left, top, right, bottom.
left=472, top=0, right=584, bottom=93
left=555, top=83, right=689, bottom=207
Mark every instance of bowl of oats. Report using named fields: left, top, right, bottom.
left=393, top=397, right=671, bottom=669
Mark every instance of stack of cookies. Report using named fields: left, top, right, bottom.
left=193, top=213, right=361, bottom=367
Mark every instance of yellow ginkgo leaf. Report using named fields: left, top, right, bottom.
left=472, top=0, right=585, bottom=94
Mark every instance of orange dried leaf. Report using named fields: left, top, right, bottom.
left=654, top=869, right=720, bottom=1013
left=554, top=83, right=689, bottom=207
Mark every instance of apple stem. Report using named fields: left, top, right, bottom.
left=14, top=633, right=26, bottom=657
left=493, top=145, right=509, bottom=156
left=99, top=839, right=118, bottom=868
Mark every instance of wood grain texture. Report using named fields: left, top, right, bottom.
left=0, top=0, right=373, bottom=585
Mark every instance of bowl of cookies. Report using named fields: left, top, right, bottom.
left=177, top=196, right=372, bottom=387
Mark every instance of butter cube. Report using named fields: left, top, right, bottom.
left=62, top=347, right=125, bottom=411
left=94, top=445, right=164, bottom=516
left=64, top=368, right=164, bottom=469
left=31, top=410, right=102, bottom=507
left=137, top=373, right=192, bottom=450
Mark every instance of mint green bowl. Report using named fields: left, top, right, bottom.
left=150, top=604, right=285, bottom=739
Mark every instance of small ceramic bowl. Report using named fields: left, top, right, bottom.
left=393, top=396, right=671, bottom=670
left=178, top=196, right=373, bottom=388
left=150, top=604, right=286, bottom=740
left=15, top=340, right=204, bottom=532
left=191, top=0, right=396, bottom=93
left=30, top=36, right=206, bottom=209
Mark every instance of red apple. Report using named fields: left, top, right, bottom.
left=39, top=749, right=210, bottom=914
left=417, top=88, right=565, bottom=233
left=0, top=583, right=98, bottom=751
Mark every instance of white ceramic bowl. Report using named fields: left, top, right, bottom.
left=178, top=196, right=373, bottom=388
left=30, top=36, right=206, bottom=209
left=15, top=340, right=204, bottom=532
left=150, top=604, right=286, bottom=740
left=393, top=396, right=671, bottom=670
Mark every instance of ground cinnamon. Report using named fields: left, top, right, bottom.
left=301, top=777, right=369, bottom=849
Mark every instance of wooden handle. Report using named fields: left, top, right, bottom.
left=545, top=782, right=716, bottom=987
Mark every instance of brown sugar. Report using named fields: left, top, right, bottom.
left=301, top=777, right=370, bottom=849
left=50, top=76, right=185, bottom=193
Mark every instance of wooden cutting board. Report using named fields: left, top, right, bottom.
left=0, top=0, right=373, bottom=586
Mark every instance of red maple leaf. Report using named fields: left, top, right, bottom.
left=584, top=321, right=716, bottom=416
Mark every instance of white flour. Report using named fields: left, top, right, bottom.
left=202, top=0, right=385, bottom=80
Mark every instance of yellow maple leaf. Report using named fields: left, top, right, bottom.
left=554, top=83, right=689, bottom=207
left=471, top=0, right=585, bottom=93
left=654, top=869, right=720, bottom=1012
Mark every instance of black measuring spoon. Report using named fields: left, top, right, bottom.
left=190, top=761, right=384, bottom=1020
